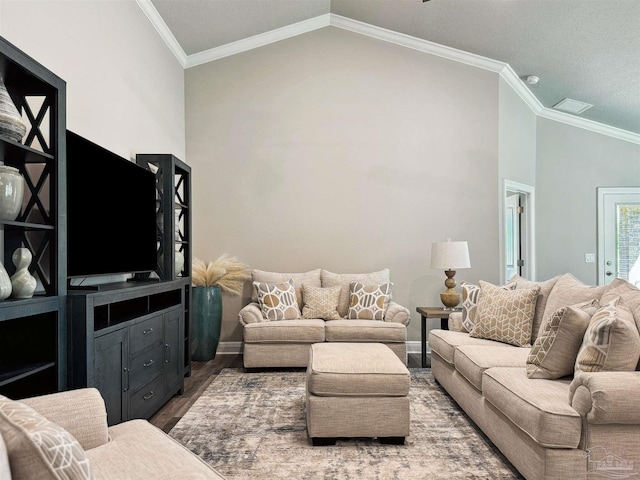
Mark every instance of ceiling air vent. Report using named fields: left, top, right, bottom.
left=552, top=98, right=593, bottom=115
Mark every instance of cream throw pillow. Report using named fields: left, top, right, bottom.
left=470, top=281, right=540, bottom=347
left=347, top=282, right=391, bottom=320
left=527, top=300, right=598, bottom=379
left=575, top=297, right=640, bottom=373
left=0, top=395, right=93, bottom=480
left=302, top=284, right=341, bottom=320
left=509, top=275, right=561, bottom=342
left=600, top=279, right=640, bottom=370
left=254, top=279, right=301, bottom=320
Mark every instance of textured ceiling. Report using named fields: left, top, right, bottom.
left=150, top=0, right=640, bottom=134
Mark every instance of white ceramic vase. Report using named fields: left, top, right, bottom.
left=0, top=162, right=24, bottom=221
left=0, top=260, right=11, bottom=301
left=175, top=250, right=184, bottom=277
left=10, top=248, right=36, bottom=299
left=0, top=73, right=27, bottom=143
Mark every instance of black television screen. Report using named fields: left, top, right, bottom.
left=66, top=131, right=157, bottom=278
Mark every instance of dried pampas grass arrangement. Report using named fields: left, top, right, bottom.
left=192, top=254, right=250, bottom=296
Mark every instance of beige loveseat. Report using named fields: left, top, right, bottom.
left=0, top=388, right=224, bottom=479
left=429, top=274, right=640, bottom=480
left=239, top=268, right=411, bottom=368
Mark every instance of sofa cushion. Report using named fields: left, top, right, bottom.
left=542, top=273, right=606, bottom=325
left=470, top=281, right=540, bottom=347
left=347, top=282, right=391, bottom=320
left=428, top=330, right=504, bottom=365
left=321, top=269, right=390, bottom=317
left=307, top=343, right=409, bottom=397
left=483, top=368, right=582, bottom=448
left=527, top=301, right=598, bottom=379
left=324, top=319, right=406, bottom=343
left=454, top=345, right=530, bottom=391
left=575, top=297, right=640, bottom=373
left=0, top=395, right=93, bottom=480
left=88, top=420, right=224, bottom=479
left=243, top=319, right=325, bottom=343
left=0, top=434, right=11, bottom=480
left=509, top=275, right=561, bottom=342
left=251, top=268, right=321, bottom=308
left=460, top=282, right=515, bottom=333
left=254, top=279, right=300, bottom=320
left=301, top=284, right=341, bottom=320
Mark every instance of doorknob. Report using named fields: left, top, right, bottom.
left=606, top=271, right=613, bottom=276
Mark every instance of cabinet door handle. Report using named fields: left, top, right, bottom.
left=165, top=343, right=171, bottom=364
left=143, top=391, right=155, bottom=401
left=123, top=367, right=130, bottom=392
left=142, top=328, right=154, bottom=335
left=143, top=359, right=155, bottom=368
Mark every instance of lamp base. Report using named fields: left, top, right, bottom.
left=440, top=290, right=461, bottom=309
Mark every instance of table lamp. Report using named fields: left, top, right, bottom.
left=430, top=238, right=471, bottom=309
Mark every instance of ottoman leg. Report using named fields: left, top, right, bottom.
left=311, top=437, right=337, bottom=446
left=379, top=437, right=405, bottom=445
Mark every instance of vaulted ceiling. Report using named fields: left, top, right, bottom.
left=148, top=0, right=640, bottom=136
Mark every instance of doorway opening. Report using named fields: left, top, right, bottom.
left=597, top=187, right=640, bottom=286
left=502, top=180, right=535, bottom=284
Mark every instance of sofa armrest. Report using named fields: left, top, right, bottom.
left=384, top=301, right=410, bottom=326
left=448, top=312, right=464, bottom=332
left=21, top=388, right=109, bottom=450
left=569, top=372, right=640, bottom=424
left=238, top=302, right=266, bottom=326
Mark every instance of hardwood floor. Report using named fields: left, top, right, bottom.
left=150, top=352, right=423, bottom=434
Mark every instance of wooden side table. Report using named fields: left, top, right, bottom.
left=416, top=306, right=455, bottom=368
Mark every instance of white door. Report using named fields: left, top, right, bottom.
left=597, top=187, right=640, bottom=286
left=505, top=193, right=522, bottom=281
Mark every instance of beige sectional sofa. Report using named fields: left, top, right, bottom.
left=239, top=268, right=411, bottom=368
left=429, top=274, right=640, bottom=480
left=0, top=388, right=224, bottom=479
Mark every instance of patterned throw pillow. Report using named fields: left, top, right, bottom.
left=527, top=300, right=598, bottom=379
left=347, top=282, right=391, bottom=320
left=302, top=284, right=341, bottom=320
left=251, top=269, right=321, bottom=309
left=254, top=279, right=300, bottom=321
left=321, top=269, right=391, bottom=317
left=470, top=280, right=540, bottom=347
left=461, top=282, right=515, bottom=333
left=575, top=297, right=640, bottom=373
left=0, top=395, right=93, bottom=480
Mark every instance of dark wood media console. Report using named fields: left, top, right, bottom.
left=68, top=279, right=187, bottom=425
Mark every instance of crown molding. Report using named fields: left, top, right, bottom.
left=537, top=108, right=640, bottom=145
left=136, top=6, right=640, bottom=144
left=185, top=14, right=331, bottom=68
left=329, top=14, right=505, bottom=74
left=135, top=0, right=187, bottom=67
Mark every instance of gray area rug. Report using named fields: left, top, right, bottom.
left=170, top=368, right=523, bottom=479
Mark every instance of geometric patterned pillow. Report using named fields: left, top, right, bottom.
left=254, top=278, right=301, bottom=321
left=347, top=282, right=391, bottom=320
left=526, top=300, right=599, bottom=379
left=470, top=280, right=540, bottom=347
left=302, top=284, right=341, bottom=320
left=575, top=297, right=640, bottom=374
left=461, top=282, right=516, bottom=333
left=0, top=395, right=93, bottom=480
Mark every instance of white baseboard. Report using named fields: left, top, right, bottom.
left=216, top=341, right=243, bottom=355
left=217, top=341, right=427, bottom=356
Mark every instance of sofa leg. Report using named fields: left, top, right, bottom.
left=311, top=437, right=337, bottom=446
left=379, top=436, right=405, bottom=445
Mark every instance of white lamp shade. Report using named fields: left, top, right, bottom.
left=431, top=241, right=471, bottom=270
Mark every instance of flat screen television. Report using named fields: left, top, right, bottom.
left=66, top=131, right=158, bottom=279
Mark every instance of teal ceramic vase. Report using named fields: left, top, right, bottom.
left=191, top=285, right=222, bottom=361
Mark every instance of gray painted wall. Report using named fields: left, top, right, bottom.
left=186, top=27, right=500, bottom=343
left=536, top=118, right=640, bottom=284
left=0, top=0, right=185, bottom=160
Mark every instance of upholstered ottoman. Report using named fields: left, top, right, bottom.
left=306, top=342, right=410, bottom=445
